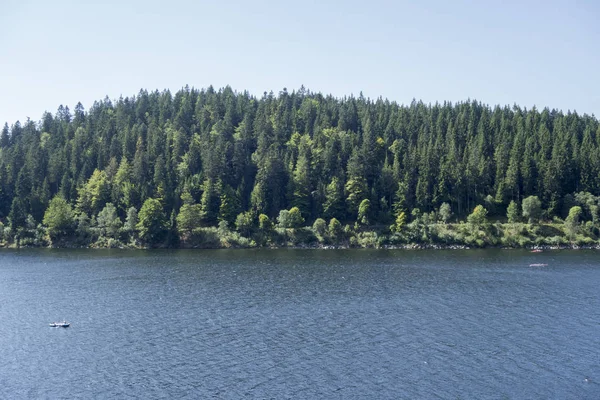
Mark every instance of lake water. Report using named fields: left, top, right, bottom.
left=0, top=249, right=598, bottom=399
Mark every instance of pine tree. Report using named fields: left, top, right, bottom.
left=507, top=200, right=520, bottom=223
left=219, top=184, right=241, bottom=225
left=323, top=177, right=345, bottom=220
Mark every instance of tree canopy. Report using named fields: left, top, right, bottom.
left=1, top=85, right=600, bottom=247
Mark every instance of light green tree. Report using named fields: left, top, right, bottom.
left=507, top=200, right=520, bottom=223
left=522, top=196, right=542, bottom=223
left=288, top=207, right=305, bottom=228
left=391, top=210, right=406, bottom=233
left=467, top=205, right=488, bottom=226
left=438, top=203, right=452, bottom=224
left=328, top=218, right=343, bottom=240
left=123, top=206, right=138, bottom=242
left=136, top=198, right=167, bottom=245
left=43, top=195, right=75, bottom=242
left=235, top=211, right=254, bottom=236
left=96, top=203, right=122, bottom=239
left=345, top=177, right=367, bottom=217
left=76, top=169, right=110, bottom=215
left=564, top=206, right=582, bottom=240
left=278, top=207, right=305, bottom=229
left=357, top=199, right=371, bottom=226
left=176, top=203, right=202, bottom=238
left=312, top=218, right=327, bottom=237
left=323, top=177, right=345, bottom=220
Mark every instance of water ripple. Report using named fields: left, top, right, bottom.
left=0, top=249, right=598, bottom=399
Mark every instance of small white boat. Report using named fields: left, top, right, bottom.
left=49, top=321, right=70, bottom=328
left=529, top=263, right=548, bottom=267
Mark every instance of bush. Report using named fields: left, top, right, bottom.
left=544, top=236, right=566, bottom=246
left=258, top=214, right=273, bottom=232
left=522, top=196, right=542, bottom=223
left=312, top=218, right=327, bottom=239
left=328, top=218, right=343, bottom=240
left=467, top=205, right=488, bottom=227
left=357, top=231, right=379, bottom=248
left=235, top=211, right=254, bottom=236
left=187, top=227, right=221, bottom=248
left=277, top=207, right=304, bottom=229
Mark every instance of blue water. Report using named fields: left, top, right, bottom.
left=0, top=249, right=598, bottom=399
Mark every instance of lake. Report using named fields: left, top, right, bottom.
left=0, top=249, right=598, bottom=399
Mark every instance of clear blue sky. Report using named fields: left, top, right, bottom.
left=1, top=0, right=598, bottom=125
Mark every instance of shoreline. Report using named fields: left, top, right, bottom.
left=2, top=242, right=599, bottom=251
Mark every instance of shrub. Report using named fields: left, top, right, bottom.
left=328, top=218, right=343, bottom=240
left=522, top=196, right=542, bottom=223
left=312, top=218, right=327, bottom=238
left=235, top=211, right=254, bottom=236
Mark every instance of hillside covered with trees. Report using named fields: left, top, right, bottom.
left=1, top=86, right=600, bottom=248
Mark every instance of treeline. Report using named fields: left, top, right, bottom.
left=1, top=85, right=599, bottom=247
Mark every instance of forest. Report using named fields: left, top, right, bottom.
left=1, top=85, right=600, bottom=248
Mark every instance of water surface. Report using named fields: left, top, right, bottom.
left=0, top=249, right=598, bottom=399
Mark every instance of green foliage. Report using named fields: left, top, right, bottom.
left=76, top=169, right=110, bottom=216
left=291, top=151, right=311, bottom=216
left=124, top=207, right=138, bottom=233
left=356, top=231, right=379, bottom=248
left=323, top=177, right=345, bottom=220
left=438, top=203, right=452, bottom=224
left=391, top=211, right=406, bottom=233
left=176, top=203, right=202, bottom=238
left=312, top=218, right=327, bottom=238
left=467, top=205, right=488, bottom=226
left=235, top=211, right=254, bottom=236
left=357, top=199, right=371, bottom=226
left=288, top=207, right=304, bottom=228
left=277, top=210, right=291, bottom=228
left=76, top=212, right=92, bottom=242
left=522, top=196, right=542, bottom=224
left=136, top=198, right=167, bottom=245
left=219, top=185, right=241, bottom=225
left=199, top=179, right=220, bottom=225
left=564, top=206, right=583, bottom=240
left=43, top=195, right=75, bottom=241
left=258, top=213, right=273, bottom=232
left=328, top=218, right=343, bottom=240
left=573, top=192, right=600, bottom=223
left=2, top=85, right=600, bottom=248
left=345, top=178, right=367, bottom=218
left=96, top=203, right=122, bottom=239
left=277, top=207, right=305, bottom=229
left=122, top=206, right=138, bottom=244
left=9, top=198, right=27, bottom=231
left=411, top=208, right=421, bottom=223
left=507, top=200, right=520, bottom=223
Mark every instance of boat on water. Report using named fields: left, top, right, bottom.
left=529, top=263, right=548, bottom=267
left=530, top=249, right=543, bottom=253
left=49, top=321, right=70, bottom=328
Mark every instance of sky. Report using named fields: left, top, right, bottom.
left=1, top=0, right=599, bottom=125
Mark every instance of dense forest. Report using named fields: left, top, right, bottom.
left=1, top=86, right=600, bottom=248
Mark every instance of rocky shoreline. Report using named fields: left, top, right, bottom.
left=285, top=243, right=600, bottom=251
left=3, top=241, right=600, bottom=251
